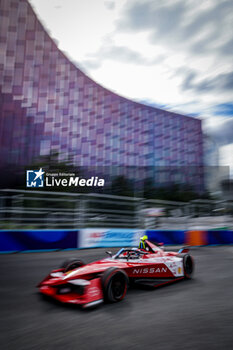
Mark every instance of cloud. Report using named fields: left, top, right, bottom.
left=80, top=59, right=102, bottom=70
left=122, top=1, right=186, bottom=37
left=104, top=1, right=115, bottom=10
left=203, top=103, right=233, bottom=146
left=220, top=37, right=233, bottom=56
left=116, top=0, right=185, bottom=41
left=116, top=0, right=233, bottom=56
left=80, top=0, right=233, bottom=102
left=181, top=1, right=233, bottom=40
left=208, top=116, right=233, bottom=146
left=81, top=43, right=165, bottom=69
left=99, top=45, right=147, bottom=63
left=112, top=0, right=233, bottom=107
left=181, top=70, right=233, bottom=93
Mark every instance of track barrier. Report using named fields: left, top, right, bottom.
left=185, top=230, right=208, bottom=246
left=79, top=229, right=142, bottom=248
left=0, top=230, right=79, bottom=252
left=146, top=230, right=185, bottom=245
left=207, top=230, right=233, bottom=245
left=1, top=229, right=233, bottom=252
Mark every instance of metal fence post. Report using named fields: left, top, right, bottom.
left=136, top=199, right=145, bottom=229
left=78, top=196, right=87, bottom=229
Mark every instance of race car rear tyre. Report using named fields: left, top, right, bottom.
left=61, top=258, right=85, bottom=273
left=182, top=254, right=194, bottom=279
left=102, top=267, right=128, bottom=303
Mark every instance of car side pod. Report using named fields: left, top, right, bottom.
left=101, top=267, right=129, bottom=303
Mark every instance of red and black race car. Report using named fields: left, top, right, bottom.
left=38, top=240, right=194, bottom=309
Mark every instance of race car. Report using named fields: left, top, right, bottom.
left=38, top=239, right=194, bottom=309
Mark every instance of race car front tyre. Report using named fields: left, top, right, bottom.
left=183, top=254, right=194, bottom=279
left=61, top=258, right=85, bottom=273
left=102, top=267, right=129, bottom=303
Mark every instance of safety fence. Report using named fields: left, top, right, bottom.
left=1, top=228, right=233, bottom=252
left=1, top=189, right=232, bottom=231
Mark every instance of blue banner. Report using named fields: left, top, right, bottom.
left=146, top=230, right=185, bottom=245
left=0, top=230, right=79, bottom=252
left=207, top=230, right=233, bottom=245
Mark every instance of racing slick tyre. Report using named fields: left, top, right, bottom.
left=102, top=267, right=129, bottom=303
left=61, top=258, right=85, bottom=273
left=182, top=254, right=194, bottom=279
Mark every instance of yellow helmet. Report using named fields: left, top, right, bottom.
left=140, top=235, right=148, bottom=241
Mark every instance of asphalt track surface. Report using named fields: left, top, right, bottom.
left=1, top=247, right=233, bottom=350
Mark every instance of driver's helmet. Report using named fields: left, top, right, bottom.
left=139, top=235, right=148, bottom=249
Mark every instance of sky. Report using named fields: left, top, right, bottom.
left=29, top=0, right=233, bottom=169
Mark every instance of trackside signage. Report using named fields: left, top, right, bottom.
left=79, top=228, right=143, bottom=248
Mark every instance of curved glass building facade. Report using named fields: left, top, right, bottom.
left=0, top=0, right=204, bottom=188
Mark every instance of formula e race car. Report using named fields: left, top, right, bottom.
left=38, top=239, right=194, bottom=309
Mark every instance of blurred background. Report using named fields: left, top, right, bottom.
left=0, top=0, right=233, bottom=231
